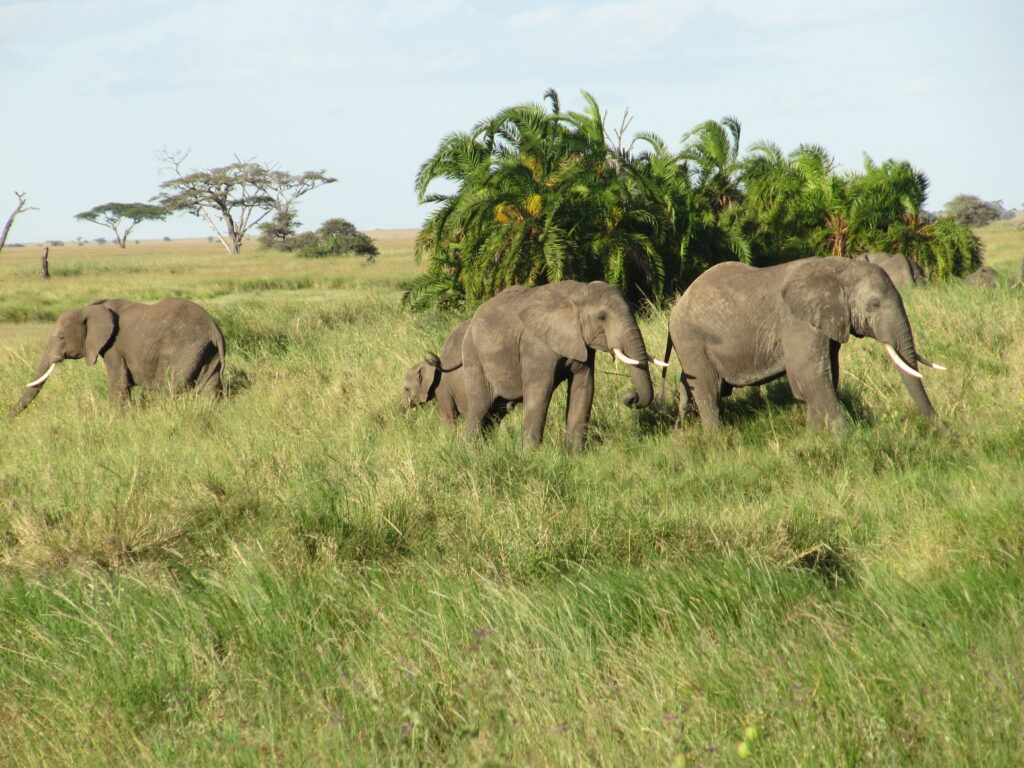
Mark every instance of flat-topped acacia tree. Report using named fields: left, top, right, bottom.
left=74, top=202, right=168, bottom=248
left=153, top=151, right=336, bottom=254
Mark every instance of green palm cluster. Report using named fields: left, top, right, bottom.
left=405, top=90, right=981, bottom=309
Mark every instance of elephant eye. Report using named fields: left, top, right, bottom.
left=868, top=299, right=881, bottom=310
left=597, top=311, right=607, bottom=321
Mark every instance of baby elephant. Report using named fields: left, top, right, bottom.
left=12, top=298, right=225, bottom=414
left=399, top=320, right=515, bottom=426
left=400, top=321, right=469, bottom=424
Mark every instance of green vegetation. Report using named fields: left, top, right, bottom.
left=1, top=224, right=1022, bottom=765
left=265, top=217, right=381, bottom=259
left=409, top=90, right=983, bottom=309
left=943, top=193, right=1009, bottom=228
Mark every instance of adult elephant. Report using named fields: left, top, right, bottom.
left=853, top=252, right=926, bottom=288
left=964, top=265, right=998, bottom=288
left=663, top=257, right=945, bottom=432
left=461, top=280, right=659, bottom=450
left=12, top=298, right=225, bottom=414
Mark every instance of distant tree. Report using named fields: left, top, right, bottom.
left=75, top=202, right=168, bottom=248
left=288, top=218, right=379, bottom=259
left=0, top=192, right=37, bottom=255
left=257, top=208, right=301, bottom=249
left=94, top=237, right=107, bottom=245
left=154, top=150, right=336, bottom=254
left=163, top=236, right=172, bottom=242
left=943, top=195, right=1004, bottom=228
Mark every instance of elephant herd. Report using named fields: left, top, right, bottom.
left=11, top=256, right=949, bottom=446
left=402, top=256, right=948, bottom=447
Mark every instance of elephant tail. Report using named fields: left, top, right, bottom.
left=658, top=331, right=672, bottom=401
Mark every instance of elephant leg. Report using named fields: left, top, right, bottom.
left=103, top=350, right=133, bottom=407
left=564, top=367, right=595, bottom=451
left=677, top=372, right=697, bottom=423
left=783, top=335, right=847, bottom=432
left=521, top=375, right=556, bottom=447
left=681, top=348, right=722, bottom=430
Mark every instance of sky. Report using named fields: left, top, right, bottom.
left=1, top=0, right=1022, bottom=244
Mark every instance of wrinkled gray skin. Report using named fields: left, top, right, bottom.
left=964, top=265, right=998, bottom=288
left=853, top=252, right=926, bottom=288
left=13, top=298, right=224, bottom=415
left=462, top=280, right=654, bottom=450
left=665, top=257, right=941, bottom=433
left=400, top=321, right=516, bottom=426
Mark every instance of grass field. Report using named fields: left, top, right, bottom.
left=1, top=223, right=1022, bottom=766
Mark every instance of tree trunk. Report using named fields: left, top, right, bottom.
left=40, top=246, right=50, bottom=279
left=0, top=193, right=35, bottom=255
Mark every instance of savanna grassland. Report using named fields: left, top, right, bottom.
left=1, top=224, right=1023, bottom=767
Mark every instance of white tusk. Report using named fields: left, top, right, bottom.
left=916, top=354, right=946, bottom=371
left=26, top=362, right=56, bottom=388
left=648, top=356, right=670, bottom=368
left=885, top=344, right=922, bottom=379
left=612, top=347, right=642, bottom=366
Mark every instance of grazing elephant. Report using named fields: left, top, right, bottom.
left=853, top=252, right=926, bottom=288
left=964, top=265, right=998, bottom=288
left=400, top=321, right=517, bottom=427
left=461, top=280, right=661, bottom=450
left=664, top=257, right=945, bottom=432
left=12, top=298, right=225, bottom=415
left=400, top=321, right=467, bottom=424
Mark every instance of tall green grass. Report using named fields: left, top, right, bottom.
left=1, top=228, right=1022, bottom=765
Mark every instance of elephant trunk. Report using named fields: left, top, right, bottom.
left=613, top=323, right=654, bottom=409
left=886, top=323, right=939, bottom=426
left=11, top=354, right=59, bottom=416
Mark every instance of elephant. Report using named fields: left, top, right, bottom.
left=400, top=321, right=468, bottom=424
left=853, top=252, right=926, bottom=288
left=400, top=321, right=517, bottom=426
left=964, top=265, right=998, bottom=288
left=461, top=280, right=662, bottom=450
left=12, top=298, right=225, bottom=415
left=663, top=257, right=946, bottom=433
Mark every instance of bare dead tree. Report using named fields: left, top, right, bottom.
left=40, top=245, right=50, bottom=279
left=0, top=192, right=38, bottom=254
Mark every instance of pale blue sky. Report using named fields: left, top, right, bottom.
left=1, top=0, right=1021, bottom=243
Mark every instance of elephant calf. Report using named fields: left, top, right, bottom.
left=13, top=298, right=225, bottom=415
left=399, top=321, right=521, bottom=428
left=664, top=257, right=945, bottom=433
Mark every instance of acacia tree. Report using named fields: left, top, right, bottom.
left=154, top=151, right=336, bottom=254
left=74, top=202, right=168, bottom=248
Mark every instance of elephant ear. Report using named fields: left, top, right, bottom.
left=416, top=358, right=441, bottom=403
left=781, top=260, right=851, bottom=343
left=516, top=286, right=587, bottom=362
left=82, top=304, right=116, bottom=365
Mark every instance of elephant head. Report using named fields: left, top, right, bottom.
left=517, top=280, right=657, bottom=409
left=12, top=303, right=116, bottom=414
left=781, top=258, right=944, bottom=424
left=399, top=355, right=442, bottom=412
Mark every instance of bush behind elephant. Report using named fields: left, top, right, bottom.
left=664, top=257, right=945, bottom=433
left=12, top=297, right=225, bottom=415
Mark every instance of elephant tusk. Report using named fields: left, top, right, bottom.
left=26, top=362, right=56, bottom=388
left=612, top=347, right=643, bottom=366
left=884, top=344, right=922, bottom=379
left=916, top=354, right=947, bottom=371
left=648, top=356, right=670, bottom=368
